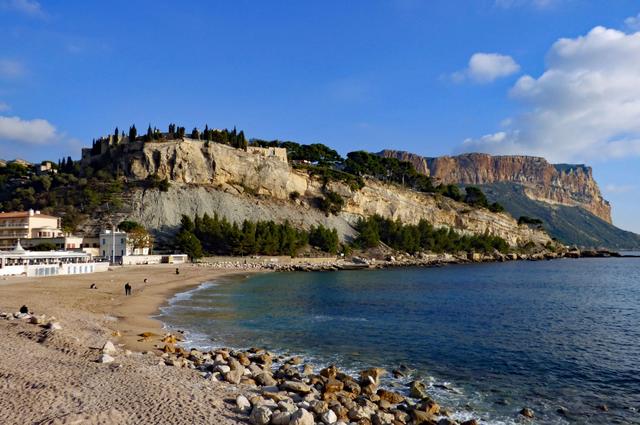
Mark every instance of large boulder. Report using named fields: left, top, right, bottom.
left=235, top=395, right=251, bottom=413
left=249, top=405, right=272, bottom=425
left=280, top=381, right=312, bottom=394
left=289, top=408, right=314, bottom=425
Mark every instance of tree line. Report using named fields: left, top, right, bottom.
left=174, top=214, right=340, bottom=259
left=354, top=214, right=509, bottom=254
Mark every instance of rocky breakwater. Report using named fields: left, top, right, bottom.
left=379, top=150, right=612, bottom=223
left=154, top=339, right=499, bottom=425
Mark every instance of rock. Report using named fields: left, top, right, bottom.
left=30, top=315, right=45, bottom=325
left=98, top=353, right=115, bottom=364
left=377, top=389, right=404, bottom=404
left=224, top=368, right=243, bottom=384
left=320, top=365, right=339, bottom=379
left=216, top=365, right=231, bottom=373
left=271, top=411, right=291, bottom=424
left=556, top=406, right=568, bottom=416
left=236, top=395, right=251, bottom=413
left=254, top=371, right=277, bottom=386
left=302, top=364, right=314, bottom=376
left=325, top=378, right=344, bottom=394
left=460, top=420, right=478, bottom=425
left=411, top=409, right=435, bottom=425
left=253, top=353, right=273, bottom=367
left=46, top=321, right=62, bottom=330
left=321, top=409, right=338, bottom=424
left=409, top=381, right=428, bottom=399
left=519, top=407, right=534, bottom=418
left=372, top=411, right=395, bottom=425
left=289, top=408, right=314, bottom=425
left=281, top=381, right=312, bottom=394
left=249, top=405, right=271, bottom=425
left=418, top=399, right=440, bottom=416
left=597, top=404, right=608, bottom=412
left=102, top=340, right=117, bottom=355
left=360, top=368, right=386, bottom=386
left=287, top=356, right=303, bottom=365
left=438, top=419, right=459, bottom=425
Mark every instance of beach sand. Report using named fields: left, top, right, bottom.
left=0, top=264, right=260, bottom=425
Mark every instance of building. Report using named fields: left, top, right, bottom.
left=0, top=241, right=109, bottom=277
left=21, top=235, right=100, bottom=256
left=0, top=210, right=63, bottom=250
left=100, top=229, right=150, bottom=263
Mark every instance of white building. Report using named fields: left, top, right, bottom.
left=0, top=241, right=109, bottom=277
left=100, top=229, right=150, bottom=263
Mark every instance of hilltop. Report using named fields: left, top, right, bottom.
left=0, top=125, right=553, bottom=258
left=380, top=150, right=639, bottom=248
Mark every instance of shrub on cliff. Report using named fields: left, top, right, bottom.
left=317, top=190, right=345, bottom=215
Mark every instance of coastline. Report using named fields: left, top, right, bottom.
left=0, top=264, right=263, bottom=425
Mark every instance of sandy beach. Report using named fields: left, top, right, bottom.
left=0, top=264, right=260, bottom=425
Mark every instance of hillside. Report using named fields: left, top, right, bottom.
left=1, top=133, right=554, bottom=254
left=380, top=150, right=638, bottom=249
left=110, top=139, right=550, bottom=247
left=479, top=183, right=640, bottom=249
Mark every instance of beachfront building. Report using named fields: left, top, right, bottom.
left=21, top=235, right=100, bottom=256
left=0, top=210, right=63, bottom=250
left=0, top=241, right=109, bottom=277
left=100, top=229, right=150, bottom=263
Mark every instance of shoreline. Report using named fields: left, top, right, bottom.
left=0, top=260, right=626, bottom=424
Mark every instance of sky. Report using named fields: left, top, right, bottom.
left=1, top=0, right=640, bottom=231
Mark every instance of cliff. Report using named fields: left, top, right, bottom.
left=94, top=139, right=551, bottom=247
left=379, top=151, right=612, bottom=223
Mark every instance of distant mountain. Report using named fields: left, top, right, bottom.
left=379, top=150, right=639, bottom=249
left=480, top=183, right=640, bottom=249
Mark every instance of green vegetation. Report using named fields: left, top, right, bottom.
left=297, top=165, right=364, bottom=191
left=250, top=139, right=342, bottom=166
left=308, top=225, right=340, bottom=254
left=354, top=214, right=510, bottom=254
left=344, top=151, right=436, bottom=193
left=518, top=216, right=544, bottom=226
left=172, top=214, right=343, bottom=257
left=463, top=186, right=505, bottom=213
left=0, top=160, right=125, bottom=233
left=317, top=190, right=345, bottom=215
left=173, top=216, right=203, bottom=259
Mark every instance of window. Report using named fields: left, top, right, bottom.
left=102, top=239, right=105, bottom=244
left=121, top=238, right=125, bottom=244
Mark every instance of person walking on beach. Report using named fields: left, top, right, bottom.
left=124, top=282, right=131, bottom=296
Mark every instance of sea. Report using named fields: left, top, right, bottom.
left=159, top=257, right=640, bottom=424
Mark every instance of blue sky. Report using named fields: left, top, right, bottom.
left=1, top=0, right=640, bottom=232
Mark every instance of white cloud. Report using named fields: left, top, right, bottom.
left=624, top=13, right=640, bottom=31
left=453, top=53, right=520, bottom=83
left=0, top=102, right=10, bottom=112
left=0, top=115, right=57, bottom=145
left=462, top=26, right=640, bottom=162
left=1, top=0, right=45, bottom=18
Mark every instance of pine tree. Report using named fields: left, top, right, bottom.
left=129, top=125, right=137, bottom=142
left=114, top=127, right=119, bottom=141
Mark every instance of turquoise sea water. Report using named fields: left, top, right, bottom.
left=159, top=258, right=640, bottom=424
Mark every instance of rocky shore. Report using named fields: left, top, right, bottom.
left=198, top=248, right=620, bottom=273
